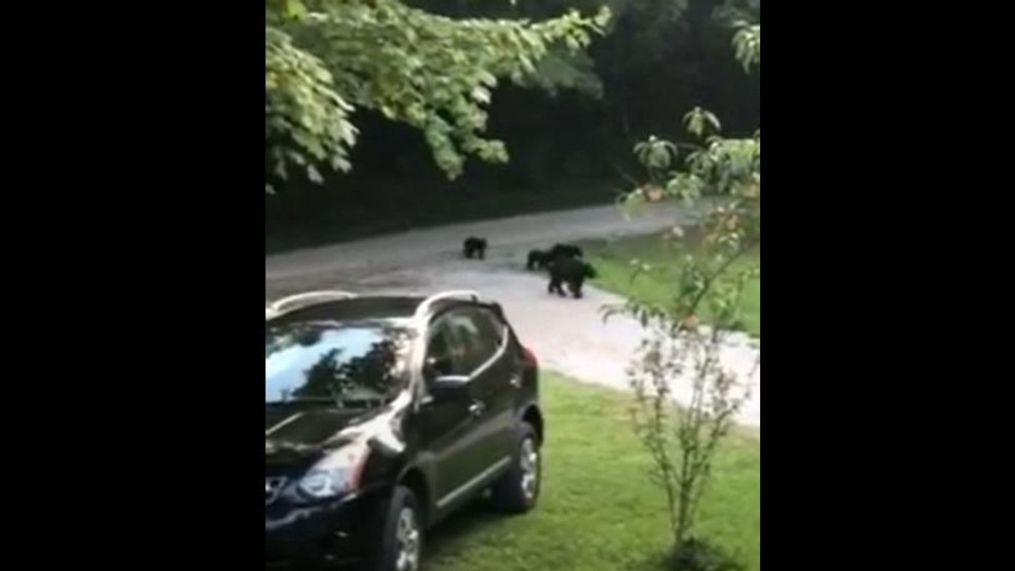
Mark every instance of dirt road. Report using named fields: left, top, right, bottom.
left=266, top=204, right=760, bottom=428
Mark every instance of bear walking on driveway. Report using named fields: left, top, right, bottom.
left=463, top=237, right=488, bottom=260
left=547, top=257, right=598, bottom=299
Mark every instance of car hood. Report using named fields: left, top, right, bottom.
left=267, top=408, right=376, bottom=447
left=265, top=409, right=378, bottom=473
left=265, top=392, right=412, bottom=472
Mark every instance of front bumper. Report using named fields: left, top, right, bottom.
left=266, top=489, right=386, bottom=567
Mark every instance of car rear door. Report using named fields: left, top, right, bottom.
left=457, top=306, right=517, bottom=472
left=418, top=306, right=515, bottom=510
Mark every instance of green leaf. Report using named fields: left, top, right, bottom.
left=285, top=0, right=306, bottom=20
left=306, top=164, right=324, bottom=184
left=684, top=106, right=721, bottom=138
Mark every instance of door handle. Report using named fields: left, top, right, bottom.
left=468, top=401, right=486, bottom=417
left=509, top=376, right=522, bottom=389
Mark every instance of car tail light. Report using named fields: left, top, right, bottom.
left=521, top=345, right=538, bottom=369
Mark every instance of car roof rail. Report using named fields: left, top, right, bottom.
left=413, top=290, right=480, bottom=322
left=266, top=290, right=359, bottom=320
left=268, top=290, right=357, bottom=311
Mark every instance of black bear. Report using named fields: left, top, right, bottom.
left=549, top=243, right=583, bottom=260
left=526, top=249, right=552, bottom=270
left=528, top=243, right=583, bottom=270
left=547, top=257, right=598, bottom=298
left=463, top=237, right=487, bottom=260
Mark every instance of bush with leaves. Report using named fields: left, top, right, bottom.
left=265, top=0, right=611, bottom=192
left=606, top=19, right=760, bottom=568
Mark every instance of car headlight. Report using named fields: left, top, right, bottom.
left=299, top=440, right=371, bottom=499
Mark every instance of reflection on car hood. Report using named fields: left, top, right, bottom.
left=265, top=408, right=380, bottom=449
left=265, top=391, right=413, bottom=469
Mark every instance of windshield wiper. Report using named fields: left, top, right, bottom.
left=266, top=397, right=333, bottom=406
left=267, top=395, right=387, bottom=409
left=335, top=396, right=387, bottom=408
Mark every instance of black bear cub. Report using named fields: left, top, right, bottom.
left=527, top=243, right=583, bottom=270
left=548, top=256, right=598, bottom=298
left=526, top=249, right=551, bottom=270
left=549, top=243, right=583, bottom=259
left=463, top=237, right=488, bottom=260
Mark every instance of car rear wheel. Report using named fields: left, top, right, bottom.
left=375, top=486, right=423, bottom=571
left=490, top=422, right=540, bottom=513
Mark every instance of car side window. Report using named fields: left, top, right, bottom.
left=424, top=320, right=466, bottom=379
left=470, top=307, right=507, bottom=348
left=446, top=308, right=503, bottom=373
left=426, top=308, right=505, bottom=379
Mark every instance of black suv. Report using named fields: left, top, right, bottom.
left=266, top=291, right=543, bottom=570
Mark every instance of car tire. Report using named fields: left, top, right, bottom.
left=490, top=422, right=541, bottom=513
left=374, top=486, right=423, bottom=571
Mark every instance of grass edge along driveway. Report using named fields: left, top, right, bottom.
left=580, top=233, right=760, bottom=338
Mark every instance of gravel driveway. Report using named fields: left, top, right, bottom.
left=266, top=204, right=760, bottom=428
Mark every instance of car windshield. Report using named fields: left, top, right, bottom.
left=266, top=321, right=412, bottom=411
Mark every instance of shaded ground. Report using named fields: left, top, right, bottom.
left=266, top=178, right=621, bottom=254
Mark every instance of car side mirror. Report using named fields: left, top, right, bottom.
left=424, top=356, right=453, bottom=380
left=428, top=374, right=471, bottom=403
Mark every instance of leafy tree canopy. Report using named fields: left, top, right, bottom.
left=266, top=0, right=611, bottom=191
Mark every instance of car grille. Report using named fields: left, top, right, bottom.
left=266, top=476, right=288, bottom=505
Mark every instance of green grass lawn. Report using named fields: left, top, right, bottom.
left=578, top=233, right=761, bottom=337
left=424, top=372, right=760, bottom=571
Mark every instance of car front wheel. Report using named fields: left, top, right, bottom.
left=375, top=486, right=423, bottom=571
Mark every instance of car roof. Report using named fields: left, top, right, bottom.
left=265, top=291, right=489, bottom=326
left=267, top=296, right=420, bottom=323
